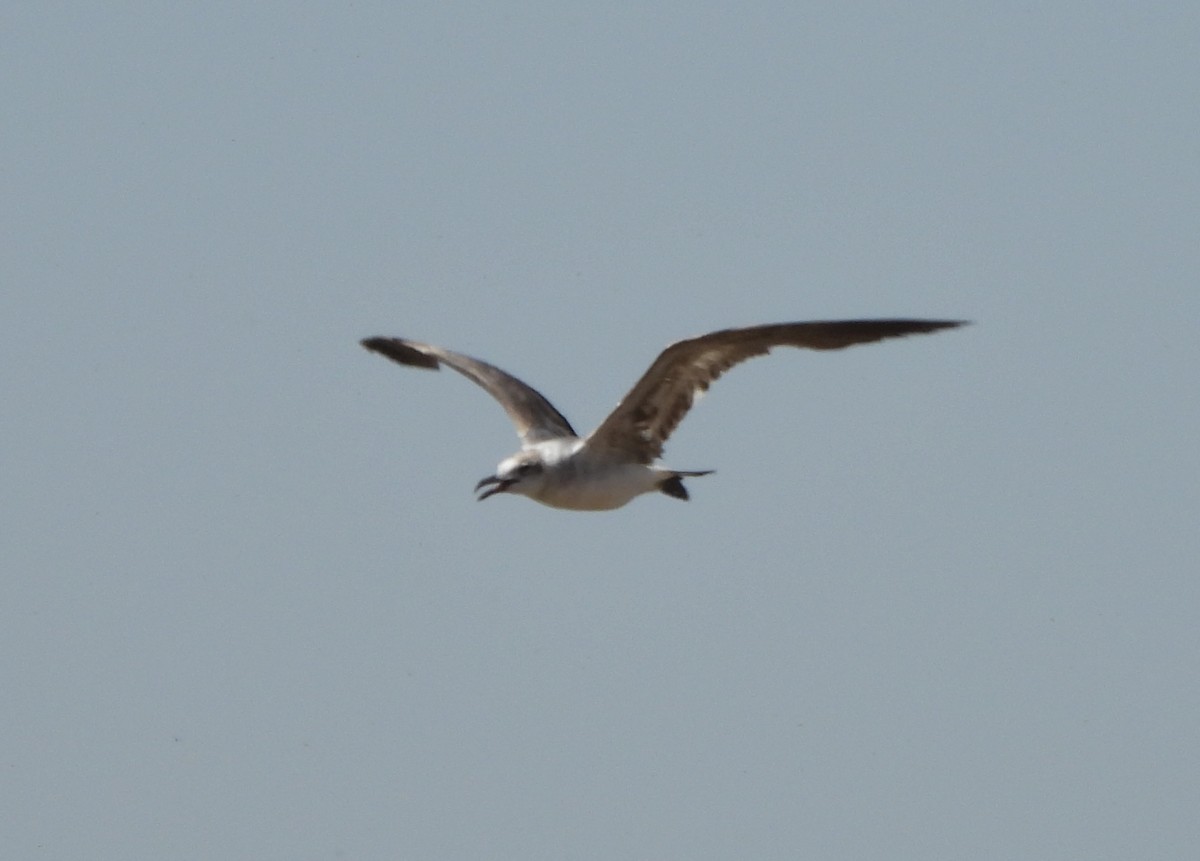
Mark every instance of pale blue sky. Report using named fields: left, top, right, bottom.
left=4, top=3, right=1198, bottom=859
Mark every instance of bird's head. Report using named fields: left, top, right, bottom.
left=475, top=451, right=546, bottom=501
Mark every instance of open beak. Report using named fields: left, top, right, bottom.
left=474, top=474, right=513, bottom=501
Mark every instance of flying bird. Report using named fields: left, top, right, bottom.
left=361, top=319, right=965, bottom=510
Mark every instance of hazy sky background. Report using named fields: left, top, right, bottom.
left=4, top=3, right=1198, bottom=859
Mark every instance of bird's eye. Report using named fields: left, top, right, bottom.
left=516, top=462, right=539, bottom=476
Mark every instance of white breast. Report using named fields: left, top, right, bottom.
left=534, top=461, right=662, bottom=511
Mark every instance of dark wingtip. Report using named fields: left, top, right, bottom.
left=870, top=318, right=972, bottom=343
left=360, top=337, right=440, bottom=370
left=901, top=319, right=970, bottom=333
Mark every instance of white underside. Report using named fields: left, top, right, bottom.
left=529, top=462, right=664, bottom=511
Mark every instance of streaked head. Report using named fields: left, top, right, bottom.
left=474, top=451, right=546, bottom=501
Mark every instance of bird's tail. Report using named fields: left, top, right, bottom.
left=659, top=470, right=715, bottom=501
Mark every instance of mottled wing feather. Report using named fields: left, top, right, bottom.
left=361, top=337, right=577, bottom=445
left=585, top=319, right=965, bottom=463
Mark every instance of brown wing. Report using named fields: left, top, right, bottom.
left=361, top=337, right=577, bottom=445
left=584, top=319, right=966, bottom=463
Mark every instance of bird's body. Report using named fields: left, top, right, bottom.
left=498, top=439, right=669, bottom=511
left=361, top=319, right=965, bottom=511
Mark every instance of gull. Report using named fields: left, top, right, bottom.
left=361, top=319, right=965, bottom=510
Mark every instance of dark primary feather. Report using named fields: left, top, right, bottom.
left=585, top=319, right=966, bottom=463
left=360, top=337, right=577, bottom=444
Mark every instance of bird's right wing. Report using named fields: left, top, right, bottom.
left=361, top=337, right=577, bottom=445
left=585, top=319, right=966, bottom=463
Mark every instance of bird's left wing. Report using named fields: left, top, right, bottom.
left=584, top=319, right=966, bottom=463
left=361, top=337, right=577, bottom=445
